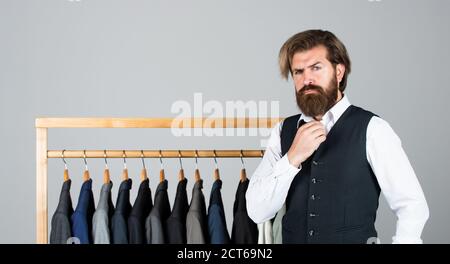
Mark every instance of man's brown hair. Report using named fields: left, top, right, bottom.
left=279, top=29, right=351, bottom=91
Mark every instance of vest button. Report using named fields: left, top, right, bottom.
left=311, top=194, right=319, bottom=200
left=309, top=213, right=318, bottom=217
left=311, top=178, right=317, bottom=184
left=312, top=160, right=319, bottom=166
left=308, top=230, right=315, bottom=236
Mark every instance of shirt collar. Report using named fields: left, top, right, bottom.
left=297, top=94, right=351, bottom=128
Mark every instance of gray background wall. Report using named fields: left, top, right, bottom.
left=0, top=0, right=448, bottom=243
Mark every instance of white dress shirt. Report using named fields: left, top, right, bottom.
left=246, top=95, right=429, bottom=244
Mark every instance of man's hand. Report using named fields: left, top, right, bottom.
left=287, top=121, right=326, bottom=168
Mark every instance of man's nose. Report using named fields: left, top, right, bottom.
left=303, top=72, right=314, bottom=86
left=303, top=79, right=314, bottom=86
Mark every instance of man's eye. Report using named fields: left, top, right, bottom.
left=294, top=71, right=302, bottom=75
left=312, top=66, right=321, bottom=71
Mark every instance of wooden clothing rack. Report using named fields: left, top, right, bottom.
left=35, top=117, right=282, bottom=244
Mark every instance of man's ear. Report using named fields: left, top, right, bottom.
left=336, top=64, right=345, bottom=83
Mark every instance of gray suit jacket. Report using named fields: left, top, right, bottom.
left=272, top=204, right=286, bottom=244
left=92, top=181, right=114, bottom=244
left=111, top=179, right=132, bottom=244
left=186, top=180, right=207, bottom=244
left=145, top=179, right=171, bottom=244
left=50, top=179, right=73, bottom=244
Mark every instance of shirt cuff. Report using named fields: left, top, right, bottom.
left=273, top=154, right=301, bottom=179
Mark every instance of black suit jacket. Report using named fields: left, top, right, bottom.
left=128, top=178, right=152, bottom=244
left=166, top=178, right=189, bottom=244
left=231, top=179, right=258, bottom=244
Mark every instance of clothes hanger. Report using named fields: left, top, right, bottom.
left=178, top=150, right=185, bottom=181
left=194, top=150, right=201, bottom=182
left=82, top=150, right=90, bottom=182
left=140, top=150, right=148, bottom=182
left=103, top=150, right=111, bottom=184
left=240, top=150, right=247, bottom=183
left=213, top=150, right=220, bottom=181
left=61, top=149, right=70, bottom=182
left=122, top=150, right=129, bottom=180
left=159, top=150, right=165, bottom=183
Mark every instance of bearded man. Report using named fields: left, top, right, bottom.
left=246, top=29, right=429, bottom=244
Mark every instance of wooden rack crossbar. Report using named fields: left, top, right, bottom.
left=48, top=150, right=265, bottom=158
left=36, top=117, right=282, bottom=244
left=35, top=117, right=281, bottom=128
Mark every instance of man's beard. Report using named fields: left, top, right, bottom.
left=295, top=75, right=339, bottom=118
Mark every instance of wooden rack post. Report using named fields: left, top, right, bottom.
left=35, top=117, right=282, bottom=244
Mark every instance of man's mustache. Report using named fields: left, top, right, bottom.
left=299, top=84, right=324, bottom=94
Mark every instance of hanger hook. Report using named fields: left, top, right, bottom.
left=61, top=149, right=67, bottom=170
left=103, top=149, right=108, bottom=169
left=178, top=150, right=183, bottom=170
left=83, top=150, right=88, bottom=170
left=159, top=150, right=164, bottom=169
left=141, top=150, right=146, bottom=170
left=122, top=150, right=127, bottom=169
left=240, top=150, right=245, bottom=169
left=195, top=150, right=199, bottom=170
left=213, top=150, right=218, bottom=169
